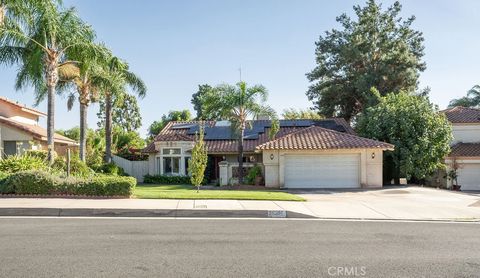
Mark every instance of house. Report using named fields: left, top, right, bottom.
left=143, top=119, right=394, bottom=189
left=0, top=96, right=77, bottom=157
left=442, top=106, right=480, bottom=190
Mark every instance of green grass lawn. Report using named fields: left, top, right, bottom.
left=134, top=184, right=305, bottom=201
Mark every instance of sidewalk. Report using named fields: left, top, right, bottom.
left=0, top=187, right=479, bottom=221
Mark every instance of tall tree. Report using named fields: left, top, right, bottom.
left=357, top=92, right=452, bottom=183
left=448, top=85, right=480, bottom=108
left=65, top=45, right=107, bottom=161
left=0, top=1, right=97, bottom=163
left=281, top=108, right=324, bottom=120
left=147, top=110, right=192, bottom=139
left=202, top=82, right=278, bottom=184
left=97, top=93, right=142, bottom=132
left=100, top=56, right=146, bottom=163
left=191, top=84, right=220, bottom=120
left=306, top=0, right=426, bottom=122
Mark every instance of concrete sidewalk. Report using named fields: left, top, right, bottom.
left=0, top=187, right=479, bottom=221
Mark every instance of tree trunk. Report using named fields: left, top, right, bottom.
left=46, top=57, right=58, bottom=165
left=104, top=93, right=113, bottom=163
left=79, top=102, right=87, bottom=162
left=0, top=4, right=5, bottom=26
left=238, top=126, right=245, bottom=185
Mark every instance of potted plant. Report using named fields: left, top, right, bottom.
left=246, top=165, right=263, bottom=186
left=446, top=158, right=461, bottom=191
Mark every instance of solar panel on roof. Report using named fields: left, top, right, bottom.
left=176, top=119, right=348, bottom=140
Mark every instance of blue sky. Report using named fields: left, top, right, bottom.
left=1, top=0, right=479, bottom=136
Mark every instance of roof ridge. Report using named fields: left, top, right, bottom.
left=256, top=125, right=393, bottom=150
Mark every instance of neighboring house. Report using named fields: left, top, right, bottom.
left=0, top=96, right=77, bottom=157
left=143, top=119, right=393, bottom=189
left=443, top=106, right=480, bottom=190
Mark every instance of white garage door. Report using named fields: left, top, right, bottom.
left=458, top=164, right=480, bottom=191
left=284, top=154, right=360, bottom=188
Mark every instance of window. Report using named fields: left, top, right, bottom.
left=3, top=141, right=17, bottom=157
left=184, top=157, right=191, bottom=175
left=156, top=157, right=161, bottom=175
left=162, top=148, right=181, bottom=155
left=163, top=157, right=180, bottom=175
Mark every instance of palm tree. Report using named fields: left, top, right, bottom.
left=449, top=85, right=480, bottom=108
left=101, top=56, right=146, bottom=163
left=0, top=1, right=97, bottom=164
left=202, top=81, right=278, bottom=184
left=65, top=47, right=107, bottom=162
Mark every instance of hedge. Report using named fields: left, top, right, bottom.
left=1, top=171, right=136, bottom=197
left=143, top=174, right=192, bottom=184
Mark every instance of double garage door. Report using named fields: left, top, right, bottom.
left=457, top=164, right=480, bottom=191
left=284, top=154, right=360, bottom=189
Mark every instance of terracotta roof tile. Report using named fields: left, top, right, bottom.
left=449, top=143, right=480, bottom=157
left=143, top=119, right=364, bottom=153
left=442, top=106, right=480, bottom=123
left=256, top=126, right=393, bottom=150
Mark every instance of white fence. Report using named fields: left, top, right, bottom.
left=112, top=155, right=149, bottom=183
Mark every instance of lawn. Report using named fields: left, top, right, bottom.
left=134, top=184, right=305, bottom=201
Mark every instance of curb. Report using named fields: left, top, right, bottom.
left=0, top=208, right=315, bottom=219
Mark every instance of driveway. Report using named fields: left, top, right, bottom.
left=286, top=186, right=480, bottom=220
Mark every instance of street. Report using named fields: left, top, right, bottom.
left=0, top=218, right=479, bottom=278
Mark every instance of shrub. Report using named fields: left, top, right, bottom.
left=4, top=170, right=60, bottom=194
left=24, top=150, right=50, bottom=161
left=0, top=172, right=11, bottom=193
left=86, top=149, right=104, bottom=171
left=96, top=163, right=126, bottom=176
left=245, top=165, right=262, bottom=185
left=143, top=174, right=192, bottom=184
left=75, top=176, right=136, bottom=196
left=2, top=171, right=136, bottom=196
left=52, top=155, right=94, bottom=177
left=0, top=155, right=48, bottom=173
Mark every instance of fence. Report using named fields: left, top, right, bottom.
left=112, top=155, right=149, bottom=182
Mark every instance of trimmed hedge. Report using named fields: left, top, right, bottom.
left=1, top=171, right=136, bottom=197
left=143, top=174, right=192, bottom=185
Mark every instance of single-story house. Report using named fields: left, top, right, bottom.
left=0, top=96, right=77, bottom=156
left=143, top=119, right=393, bottom=189
left=443, top=106, right=480, bottom=190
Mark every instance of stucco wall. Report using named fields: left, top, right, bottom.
left=0, top=103, right=39, bottom=125
left=0, top=123, right=33, bottom=141
left=261, top=148, right=384, bottom=188
left=148, top=141, right=195, bottom=175
left=451, top=124, right=480, bottom=144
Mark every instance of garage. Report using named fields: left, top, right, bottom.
left=284, top=154, right=360, bottom=188
left=457, top=164, right=480, bottom=191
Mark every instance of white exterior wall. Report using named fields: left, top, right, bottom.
left=261, top=148, right=384, bottom=188
left=451, top=124, right=480, bottom=144
left=147, top=141, right=195, bottom=176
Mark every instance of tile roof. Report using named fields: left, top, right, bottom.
left=449, top=143, right=480, bottom=157
left=0, top=96, right=47, bottom=117
left=143, top=119, right=389, bottom=154
left=441, top=106, right=480, bottom=123
left=0, top=116, right=77, bottom=145
left=256, top=126, right=394, bottom=151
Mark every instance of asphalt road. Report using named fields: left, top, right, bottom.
left=0, top=218, right=479, bottom=278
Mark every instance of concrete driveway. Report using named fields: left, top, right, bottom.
left=287, top=186, right=480, bottom=220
